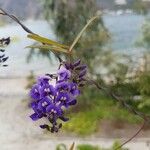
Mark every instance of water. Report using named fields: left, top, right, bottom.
left=103, top=14, right=145, bottom=53
left=0, top=14, right=146, bottom=77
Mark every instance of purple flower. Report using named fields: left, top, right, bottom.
left=79, top=69, right=87, bottom=78
left=40, top=124, right=50, bottom=131
left=37, top=75, right=51, bottom=85
left=0, top=37, right=10, bottom=67
left=29, top=59, right=87, bottom=133
left=57, top=66, right=71, bottom=81
left=30, top=84, right=41, bottom=100
left=30, top=102, right=46, bottom=121
left=56, top=81, right=70, bottom=92
left=70, top=83, right=80, bottom=96
left=0, top=49, right=9, bottom=67
left=39, top=84, right=56, bottom=98
left=67, top=99, right=77, bottom=106
left=73, top=59, right=81, bottom=67
left=75, top=64, right=87, bottom=71
left=30, top=113, right=40, bottom=121
left=46, top=104, right=62, bottom=116
left=56, top=92, right=70, bottom=107
left=38, top=97, right=52, bottom=113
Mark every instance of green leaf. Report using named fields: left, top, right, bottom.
left=26, top=45, right=69, bottom=54
left=27, top=34, right=69, bottom=49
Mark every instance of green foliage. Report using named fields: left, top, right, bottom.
left=138, top=96, right=150, bottom=111
left=111, top=141, right=129, bottom=150
left=136, top=73, right=150, bottom=112
left=27, top=34, right=70, bottom=53
left=135, top=17, right=150, bottom=112
left=132, top=0, right=148, bottom=15
left=137, top=18, right=150, bottom=50
left=56, top=141, right=129, bottom=150
left=77, top=144, right=99, bottom=150
left=63, top=93, right=141, bottom=136
left=56, top=144, right=67, bottom=150
left=138, top=73, right=150, bottom=96
left=110, top=81, right=140, bottom=100
left=56, top=143, right=75, bottom=150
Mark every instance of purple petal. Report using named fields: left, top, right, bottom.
left=46, top=104, right=54, bottom=112
left=73, top=59, right=81, bottom=67
left=39, top=84, right=56, bottom=98
left=31, top=101, right=38, bottom=112
left=79, top=69, right=87, bottom=78
left=59, top=116, right=69, bottom=122
left=30, top=113, right=39, bottom=121
left=70, top=83, right=80, bottom=96
left=56, top=81, right=70, bottom=92
left=30, top=84, right=40, bottom=100
left=57, top=67, right=71, bottom=81
left=38, top=97, right=52, bottom=112
left=37, top=75, right=51, bottom=85
left=67, top=99, right=77, bottom=106
left=56, top=92, right=70, bottom=103
left=46, top=104, right=62, bottom=116
left=40, top=124, right=50, bottom=131
left=75, top=65, right=87, bottom=71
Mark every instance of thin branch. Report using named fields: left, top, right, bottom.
left=115, top=120, right=146, bottom=150
left=87, top=79, right=150, bottom=149
left=88, top=79, right=150, bottom=122
left=69, top=15, right=100, bottom=52
left=0, top=8, right=35, bottom=34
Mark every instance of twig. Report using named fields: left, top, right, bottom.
left=69, top=15, right=100, bottom=52
left=87, top=78, right=150, bottom=149
left=0, top=8, right=35, bottom=34
left=88, top=79, right=150, bottom=122
left=115, top=120, right=146, bottom=150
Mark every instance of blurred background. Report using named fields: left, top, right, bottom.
left=0, top=0, right=150, bottom=150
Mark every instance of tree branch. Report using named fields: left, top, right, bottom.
left=115, top=120, right=146, bottom=150
left=88, top=79, right=150, bottom=122
left=87, top=78, right=150, bottom=149
left=0, top=8, right=35, bottom=34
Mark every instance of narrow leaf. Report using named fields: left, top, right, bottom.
left=26, top=45, right=69, bottom=54
left=27, top=34, right=69, bottom=49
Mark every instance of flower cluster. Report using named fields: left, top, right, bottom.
left=0, top=37, right=10, bottom=67
left=29, top=59, right=87, bottom=132
left=0, top=49, right=9, bottom=67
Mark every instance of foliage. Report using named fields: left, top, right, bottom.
left=138, top=72, right=150, bottom=96
left=63, top=93, right=141, bottom=136
left=135, top=17, right=150, bottom=111
left=132, top=0, right=149, bottom=15
left=56, top=141, right=129, bottom=150
left=56, top=144, right=67, bottom=150
left=77, top=144, right=99, bottom=150
left=56, top=143, right=75, bottom=150
left=137, top=18, right=150, bottom=50
left=136, top=73, right=150, bottom=112
left=111, top=141, right=129, bottom=150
